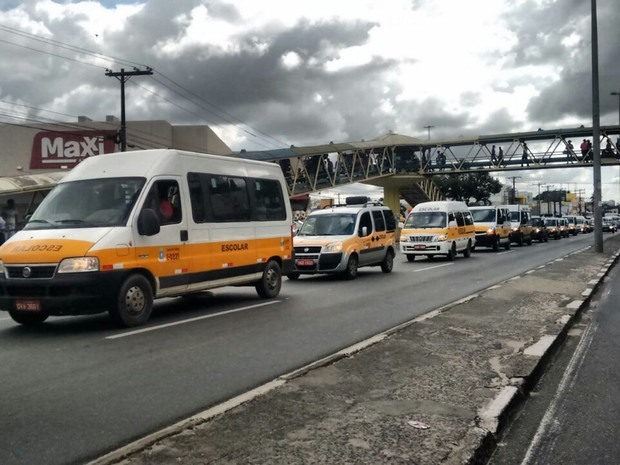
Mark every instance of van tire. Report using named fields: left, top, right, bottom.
left=111, top=274, right=153, bottom=327
left=492, top=237, right=499, bottom=252
left=526, top=236, right=532, bottom=246
left=406, top=254, right=416, bottom=262
left=256, top=260, right=282, bottom=298
left=463, top=240, right=472, bottom=258
left=447, top=243, right=457, bottom=261
left=343, top=255, right=359, bottom=280
left=287, top=272, right=300, bottom=280
left=381, top=250, right=394, bottom=273
left=504, top=240, right=511, bottom=250
left=9, top=311, right=49, bottom=326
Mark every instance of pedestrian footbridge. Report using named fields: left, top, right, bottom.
left=237, top=125, right=620, bottom=214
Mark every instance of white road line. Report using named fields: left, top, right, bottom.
left=497, top=250, right=515, bottom=255
left=520, top=317, right=598, bottom=465
left=409, top=263, right=454, bottom=273
left=105, top=300, right=281, bottom=340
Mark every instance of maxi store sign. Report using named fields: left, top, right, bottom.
left=30, top=130, right=116, bottom=169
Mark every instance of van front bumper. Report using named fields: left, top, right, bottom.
left=400, top=241, right=449, bottom=255
left=0, top=271, right=126, bottom=315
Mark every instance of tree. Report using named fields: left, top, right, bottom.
left=433, top=172, right=503, bottom=205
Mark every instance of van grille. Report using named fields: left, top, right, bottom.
left=5, top=265, right=57, bottom=279
left=408, top=235, right=435, bottom=243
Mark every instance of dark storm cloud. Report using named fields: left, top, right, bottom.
left=503, top=0, right=620, bottom=125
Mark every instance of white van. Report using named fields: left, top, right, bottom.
left=0, top=149, right=293, bottom=327
left=504, top=204, right=533, bottom=246
left=469, top=205, right=512, bottom=251
left=400, top=201, right=475, bottom=261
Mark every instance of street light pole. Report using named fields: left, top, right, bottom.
left=423, top=125, right=434, bottom=141
left=612, top=92, right=620, bottom=205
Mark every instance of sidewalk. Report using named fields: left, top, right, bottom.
left=94, top=235, right=620, bottom=465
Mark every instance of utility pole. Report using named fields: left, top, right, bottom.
left=532, top=182, right=543, bottom=215
left=105, top=67, right=153, bottom=151
left=423, top=125, right=434, bottom=141
left=575, top=188, right=586, bottom=214
left=506, top=176, right=521, bottom=204
left=542, top=184, right=554, bottom=215
left=591, top=0, right=603, bottom=252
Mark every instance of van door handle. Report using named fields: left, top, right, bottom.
left=180, top=230, right=188, bottom=241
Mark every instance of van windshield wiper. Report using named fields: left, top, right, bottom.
left=27, top=219, right=55, bottom=225
left=55, top=219, right=97, bottom=227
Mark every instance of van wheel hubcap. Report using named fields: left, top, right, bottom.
left=125, top=286, right=146, bottom=315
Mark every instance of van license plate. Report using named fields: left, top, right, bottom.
left=16, top=300, right=41, bottom=312
left=296, top=259, right=315, bottom=266
left=414, top=245, right=426, bottom=250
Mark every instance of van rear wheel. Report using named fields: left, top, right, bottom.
left=463, top=240, right=472, bottom=258
left=9, top=311, right=49, bottom=326
left=256, top=260, right=282, bottom=298
left=110, top=274, right=153, bottom=327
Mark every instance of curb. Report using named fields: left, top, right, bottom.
left=471, top=246, right=620, bottom=463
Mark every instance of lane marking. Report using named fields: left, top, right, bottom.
left=497, top=250, right=515, bottom=255
left=408, top=263, right=454, bottom=273
left=105, top=301, right=281, bottom=340
left=520, top=317, right=598, bottom=465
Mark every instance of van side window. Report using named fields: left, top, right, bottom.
left=359, top=211, right=372, bottom=236
left=383, top=209, right=396, bottom=232
left=143, top=180, right=182, bottom=225
left=455, top=211, right=465, bottom=227
left=371, top=210, right=386, bottom=232
left=463, top=211, right=474, bottom=226
left=251, top=179, right=286, bottom=221
left=188, top=172, right=206, bottom=223
left=208, top=175, right=251, bottom=222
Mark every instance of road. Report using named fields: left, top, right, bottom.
left=0, top=232, right=601, bottom=465
left=490, top=246, right=620, bottom=465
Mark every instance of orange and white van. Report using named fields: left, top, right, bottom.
left=0, top=149, right=293, bottom=327
left=288, top=198, right=397, bottom=280
left=400, top=201, right=475, bottom=261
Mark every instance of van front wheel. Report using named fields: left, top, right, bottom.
left=381, top=250, right=394, bottom=273
left=463, top=240, right=472, bottom=258
left=447, top=243, right=457, bottom=261
left=110, top=275, right=153, bottom=327
left=343, top=255, right=359, bottom=280
left=256, top=260, right=282, bottom=298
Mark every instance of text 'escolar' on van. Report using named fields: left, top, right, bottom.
left=0, top=149, right=293, bottom=327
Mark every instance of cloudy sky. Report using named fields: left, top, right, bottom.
left=1, top=0, right=620, bottom=201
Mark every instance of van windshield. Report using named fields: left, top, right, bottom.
left=404, top=212, right=447, bottom=228
left=24, top=177, right=146, bottom=230
left=471, top=208, right=495, bottom=223
left=298, top=214, right=357, bottom=236
left=509, top=211, right=520, bottom=223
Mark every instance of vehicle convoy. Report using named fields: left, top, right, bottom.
left=505, top=204, right=533, bottom=246
left=530, top=216, right=549, bottom=242
left=0, top=149, right=293, bottom=327
left=469, top=205, right=511, bottom=251
left=287, top=197, right=397, bottom=280
left=400, top=201, right=475, bottom=261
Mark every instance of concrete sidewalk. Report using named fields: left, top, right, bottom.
left=94, top=236, right=620, bottom=465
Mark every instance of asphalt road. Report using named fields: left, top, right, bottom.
left=490, top=247, right=620, bottom=465
left=0, top=232, right=605, bottom=465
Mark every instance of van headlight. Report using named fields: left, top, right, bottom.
left=58, top=257, right=99, bottom=273
left=0, top=259, right=4, bottom=274
left=323, top=241, right=343, bottom=253
left=436, top=234, right=448, bottom=241
left=512, top=227, right=519, bottom=231
left=400, top=235, right=409, bottom=242
left=486, top=228, right=495, bottom=235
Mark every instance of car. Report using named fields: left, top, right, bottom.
left=289, top=198, right=397, bottom=280
left=602, top=217, right=617, bottom=233
left=544, top=217, right=562, bottom=240
left=530, top=216, right=549, bottom=242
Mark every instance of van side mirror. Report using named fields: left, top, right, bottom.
left=448, top=220, right=457, bottom=228
left=360, top=226, right=368, bottom=237
left=138, top=209, right=161, bottom=236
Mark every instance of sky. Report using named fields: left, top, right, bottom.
left=1, top=0, right=620, bottom=202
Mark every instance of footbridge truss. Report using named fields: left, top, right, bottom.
left=237, top=125, right=620, bottom=212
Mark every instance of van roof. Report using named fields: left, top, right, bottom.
left=412, top=201, right=469, bottom=211
left=59, top=149, right=278, bottom=182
